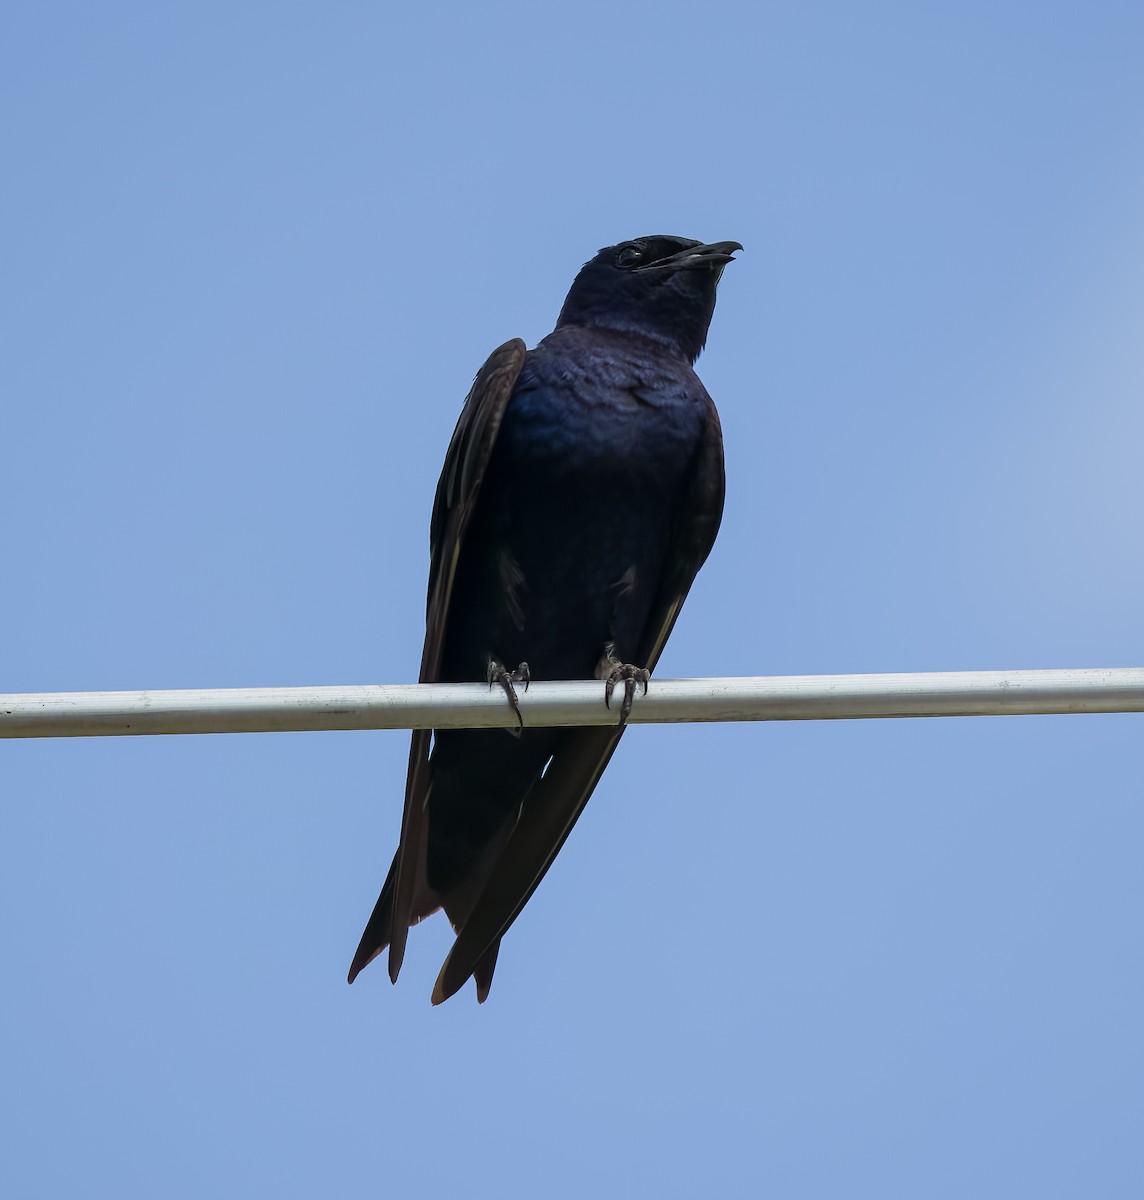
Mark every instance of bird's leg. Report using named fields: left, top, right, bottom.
left=600, top=643, right=650, bottom=726
left=487, top=658, right=530, bottom=729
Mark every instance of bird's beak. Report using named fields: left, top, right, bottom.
left=636, top=241, right=744, bottom=271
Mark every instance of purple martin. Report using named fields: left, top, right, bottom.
left=348, top=235, right=739, bottom=1003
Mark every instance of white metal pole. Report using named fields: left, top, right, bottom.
left=2, top=668, right=1143, bottom=738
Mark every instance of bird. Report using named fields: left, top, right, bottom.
left=348, top=234, right=740, bottom=1004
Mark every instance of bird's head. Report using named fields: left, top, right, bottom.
left=556, top=235, right=742, bottom=363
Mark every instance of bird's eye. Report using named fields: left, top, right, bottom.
left=615, top=246, right=643, bottom=268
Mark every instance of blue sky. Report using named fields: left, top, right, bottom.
left=4, top=2, right=1144, bottom=1196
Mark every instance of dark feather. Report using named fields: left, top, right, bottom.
left=347, top=340, right=526, bottom=985
left=349, top=236, right=738, bottom=1002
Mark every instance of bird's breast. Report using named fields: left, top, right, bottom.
left=501, top=374, right=706, bottom=482
left=441, top=338, right=716, bottom=681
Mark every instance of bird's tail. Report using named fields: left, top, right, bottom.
left=347, top=855, right=439, bottom=985
left=347, top=855, right=500, bottom=999
left=348, top=787, right=518, bottom=999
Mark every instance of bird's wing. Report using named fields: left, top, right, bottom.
left=431, top=400, right=726, bottom=1003
left=423, top=339, right=531, bottom=666
left=633, top=399, right=726, bottom=669
left=347, top=338, right=527, bottom=986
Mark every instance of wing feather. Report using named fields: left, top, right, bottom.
left=347, top=339, right=527, bottom=985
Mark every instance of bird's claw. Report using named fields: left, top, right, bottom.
left=604, top=662, right=650, bottom=726
left=487, top=659, right=530, bottom=729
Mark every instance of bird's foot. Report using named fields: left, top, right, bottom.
left=487, top=659, right=530, bottom=729
left=602, top=651, right=650, bottom=726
